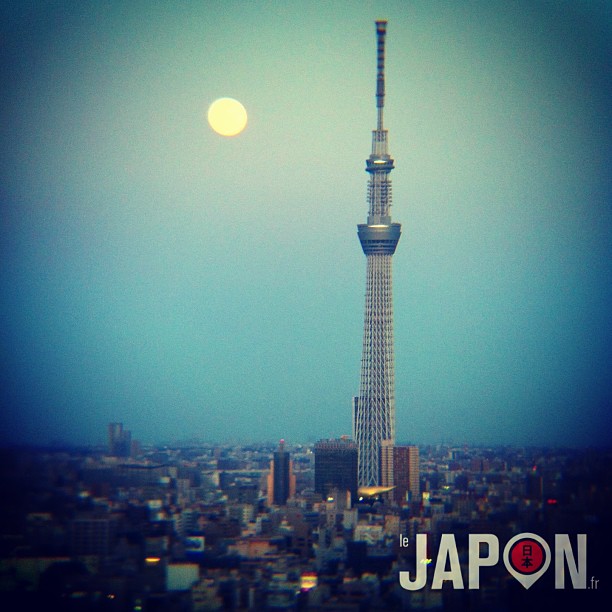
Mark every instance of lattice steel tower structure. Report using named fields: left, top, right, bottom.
left=353, top=21, right=401, bottom=487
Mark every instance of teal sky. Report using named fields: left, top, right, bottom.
left=1, top=1, right=610, bottom=448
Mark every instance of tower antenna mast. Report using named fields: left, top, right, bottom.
left=375, top=20, right=387, bottom=130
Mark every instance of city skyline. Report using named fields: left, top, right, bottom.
left=1, top=1, right=611, bottom=449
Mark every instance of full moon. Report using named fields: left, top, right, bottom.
left=207, top=98, right=248, bottom=136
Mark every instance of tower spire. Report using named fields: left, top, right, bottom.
left=375, top=20, right=387, bottom=130
left=353, top=20, right=402, bottom=487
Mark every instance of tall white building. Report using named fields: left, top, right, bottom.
left=353, top=21, right=402, bottom=486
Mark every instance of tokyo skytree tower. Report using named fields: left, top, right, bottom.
left=353, top=21, right=401, bottom=487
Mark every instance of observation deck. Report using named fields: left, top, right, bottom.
left=357, top=222, right=401, bottom=255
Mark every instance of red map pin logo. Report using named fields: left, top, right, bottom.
left=503, top=533, right=551, bottom=588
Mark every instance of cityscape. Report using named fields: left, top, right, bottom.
left=2, top=3, right=610, bottom=611
left=1, top=431, right=610, bottom=610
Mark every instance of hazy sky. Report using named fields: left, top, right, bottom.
left=1, top=1, right=610, bottom=448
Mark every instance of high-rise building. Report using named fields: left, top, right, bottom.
left=381, top=442, right=420, bottom=504
left=406, top=446, right=420, bottom=500
left=70, top=516, right=118, bottom=555
left=314, top=437, right=358, bottom=503
left=267, top=439, right=296, bottom=506
left=353, top=21, right=401, bottom=486
left=380, top=440, right=394, bottom=498
left=108, top=422, right=132, bottom=457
